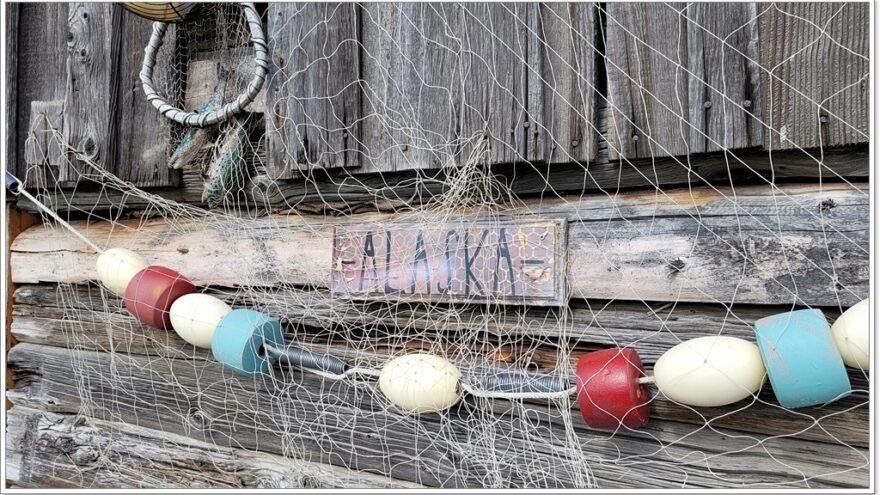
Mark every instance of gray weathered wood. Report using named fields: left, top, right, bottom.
left=604, top=3, right=689, bottom=160
left=534, top=3, right=598, bottom=163
left=5, top=406, right=421, bottom=489
left=686, top=3, right=763, bottom=152
left=265, top=3, right=361, bottom=177
left=359, top=3, right=463, bottom=172
left=761, top=3, right=869, bottom=150
left=458, top=3, right=537, bottom=166
left=60, top=3, right=118, bottom=182
left=6, top=3, right=20, bottom=181
left=10, top=183, right=869, bottom=307
left=604, top=3, right=765, bottom=159
left=113, top=9, right=179, bottom=187
left=11, top=3, right=69, bottom=187
left=23, top=101, right=65, bottom=176
left=7, top=343, right=869, bottom=488
left=10, top=282, right=869, bottom=449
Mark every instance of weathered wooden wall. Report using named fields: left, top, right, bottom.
left=3, top=2, right=871, bottom=490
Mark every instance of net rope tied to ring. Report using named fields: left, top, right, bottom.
left=139, top=2, right=268, bottom=127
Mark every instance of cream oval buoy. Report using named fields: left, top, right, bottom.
left=379, top=354, right=461, bottom=413
left=169, top=293, right=232, bottom=349
left=654, top=336, right=766, bottom=407
left=831, top=299, right=869, bottom=370
left=96, top=248, right=149, bottom=296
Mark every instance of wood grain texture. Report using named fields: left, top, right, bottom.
left=265, top=3, right=361, bottom=177
left=10, top=282, right=869, bottom=449
left=533, top=3, right=598, bottom=163
left=5, top=406, right=421, bottom=489
left=11, top=3, right=69, bottom=187
left=113, top=10, right=179, bottom=187
left=6, top=3, right=20, bottom=180
left=359, top=3, right=463, bottom=172
left=7, top=342, right=870, bottom=488
left=10, top=183, right=868, bottom=307
left=5, top=207, right=39, bottom=411
left=761, top=3, right=869, bottom=150
left=23, top=101, right=65, bottom=176
left=604, top=3, right=765, bottom=159
left=60, top=3, right=118, bottom=182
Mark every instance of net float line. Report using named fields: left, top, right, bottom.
left=6, top=171, right=866, bottom=430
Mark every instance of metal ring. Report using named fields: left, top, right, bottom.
left=139, top=2, right=268, bottom=128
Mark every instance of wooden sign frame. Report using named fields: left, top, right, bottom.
left=331, top=218, right=568, bottom=306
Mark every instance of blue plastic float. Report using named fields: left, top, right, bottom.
left=211, top=309, right=285, bottom=375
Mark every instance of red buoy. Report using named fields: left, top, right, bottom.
left=576, top=348, right=650, bottom=430
left=124, top=266, right=196, bottom=331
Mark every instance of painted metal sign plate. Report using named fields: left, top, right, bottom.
left=331, top=218, right=567, bottom=306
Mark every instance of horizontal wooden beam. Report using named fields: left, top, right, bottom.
left=5, top=406, right=421, bottom=489
left=7, top=342, right=869, bottom=488
left=11, top=283, right=870, bottom=449
left=11, top=183, right=868, bottom=306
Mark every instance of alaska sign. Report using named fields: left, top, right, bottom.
left=331, top=219, right=567, bottom=306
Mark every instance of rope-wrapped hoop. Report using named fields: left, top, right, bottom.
left=139, top=2, right=268, bottom=128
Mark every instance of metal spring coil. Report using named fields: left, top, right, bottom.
left=264, top=343, right=349, bottom=376
left=476, top=372, right=568, bottom=394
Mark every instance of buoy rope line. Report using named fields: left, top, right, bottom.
left=7, top=170, right=866, bottom=424
left=139, top=2, right=268, bottom=128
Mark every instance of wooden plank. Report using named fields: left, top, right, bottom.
left=458, top=3, right=537, bottom=166
left=7, top=343, right=870, bottom=488
left=5, top=406, right=421, bottom=489
left=359, top=3, right=463, bottom=172
left=5, top=207, right=39, bottom=412
left=184, top=50, right=267, bottom=114
left=265, top=3, right=361, bottom=177
left=10, top=183, right=869, bottom=307
left=604, top=3, right=764, bottom=159
left=12, top=144, right=870, bottom=216
left=533, top=3, right=598, bottom=163
left=11, top=3, right=69, bottom=187
left=23, top=101, right=65, bottom=175
left=685, top=3, right=763, bottom=152
left=604, top=3, right=689, bottom=160
left=761, top=3, right=869, bottom=150
left=113, top=9, right=179, bottom=187
left=10, top=282, right=870, bottom=449
left=59, top=3, right=118, bottom=182
left=5, top=3, right=20, bottom=181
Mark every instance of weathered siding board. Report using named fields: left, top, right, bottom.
left=5, top=3, right=20, bottom=181
left=10, top=183, right=869, bottom=307
left=10, top=3, right=69, bottom=188
left=7, top=343, right=870, bottom=488
left=605, top=3, right=765, bottom=160
left=457, top=3, right=537, bottom=166
left=59, top=3, right=118, bottom=183
left=265, top=3, right=361, bottom=178
left=534, top=3, right=598, bottom=163
left=761, top=3, right=869, bottom=150
left=11, top=282, right=870, bottom=449
left=22, top=101, right=65, bottom=176
left=6, top=407, right=421, bottom=489
left=685, top=3, right=763, bottom=152
left=113, top=12, right=179, bottom=187
left=359, top=3, right=463, bottom=172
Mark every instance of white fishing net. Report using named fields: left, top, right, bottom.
left=10, top=2, right=870, bottom=489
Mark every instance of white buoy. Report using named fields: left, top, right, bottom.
left=654, top=336, right=766, bottom=407
left=379, top=354, right=461, bottom=413
left=96, top=248, right=149, bottom=296
left=831, top=299, right=870, bottom=370
left=169, top=293, right=232, bottom=349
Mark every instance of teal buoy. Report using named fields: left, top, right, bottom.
left=211, top=309, right=284, bottom=375
left=755, top=309, right=851, bottom=408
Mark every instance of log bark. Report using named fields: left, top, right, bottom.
left=10, top=183, right=869, bottom=307
left=7, top=342, right=869, bottom=488
left=10, top=283, right=870, bottom=449
left=5, top=406, right=421, bottom=488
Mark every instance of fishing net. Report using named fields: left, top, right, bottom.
left=10, top=2, right=870, bottom=489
